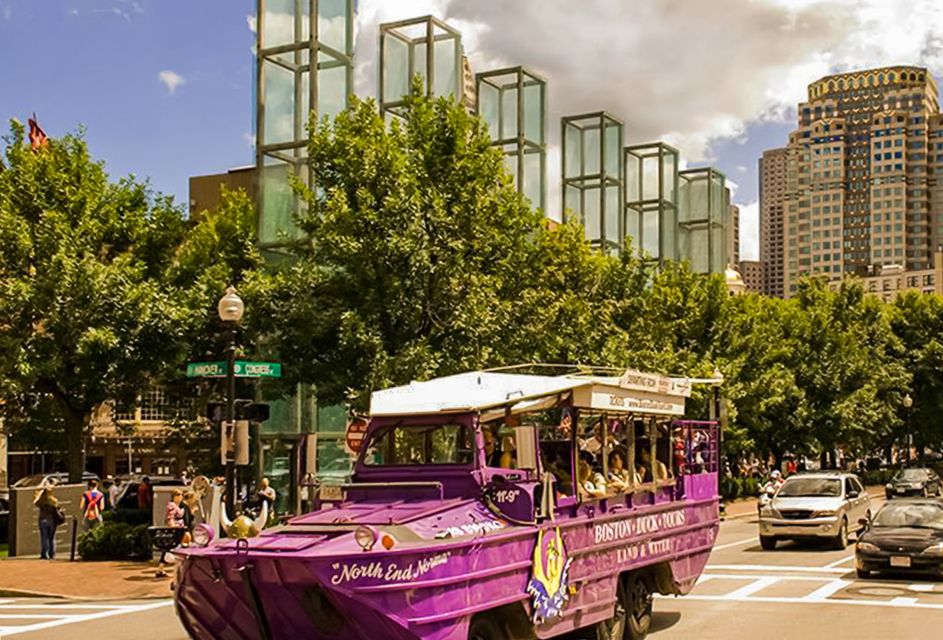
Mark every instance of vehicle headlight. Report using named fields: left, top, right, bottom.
left=192, top=523, right=215, bottom=547
left=885, top=483, right=893, bottom=490
left=921, top=543, right=943, bottom=557
left=810, top=510, right=836, bottom=518
left=856, top=542, right=880, bottom=554
left=354, top=525, right=378, bottom=552
left=759, top=506, right=778, bottom=518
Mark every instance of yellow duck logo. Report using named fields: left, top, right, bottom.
left=527, top=527, right=572, bottom=624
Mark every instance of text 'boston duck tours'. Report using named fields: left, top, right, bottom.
left=173, top=364, right=723, bottom=640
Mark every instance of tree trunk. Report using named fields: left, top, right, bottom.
left=65, top=412, right=86, bottom=484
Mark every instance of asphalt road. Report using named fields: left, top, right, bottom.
left=4, top=495, right=942, bottom=640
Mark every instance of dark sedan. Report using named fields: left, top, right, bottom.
left=885, top=468, right=942, bottom=499
left=855, top=498, right=943, bottom=578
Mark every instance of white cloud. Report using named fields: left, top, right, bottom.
left=737, top=201, right=759, bottom=261
left=246, top=14, right=257, bottom=34
left=158, top=70, right=186, bottom=95
left=243, top=132, right=256, bottom=148
left=1, top=3, right=11, bottom=21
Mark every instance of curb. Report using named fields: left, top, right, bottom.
left=0, top=587, right=172, bottom=601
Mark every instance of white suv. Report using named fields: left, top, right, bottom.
left=758, top=472, right=871, bottom=550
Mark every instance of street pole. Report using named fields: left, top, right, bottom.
left=226, top=327, right=237, bottom=516
left=218, top=285, right=245, bottom=519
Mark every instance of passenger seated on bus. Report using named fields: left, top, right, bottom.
left=607, top=451, right=632, bottom=492
left=499, top=436, right=517, bottom=469
left=547, top=450, right=573, bottom=496
left=639, top=446, right=669, bottom=482
left=483, top=427, right=503, bottom=467
left=577, top=459, right=607, bottom=499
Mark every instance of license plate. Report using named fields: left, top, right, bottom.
left=890, top=556, right=911, bottom=568
left=320, top=484, right=344, bottom=501
left=897, top=488, right=907, bottom=493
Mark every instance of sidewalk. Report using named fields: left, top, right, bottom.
left=0, top=558, right=174, bottom=600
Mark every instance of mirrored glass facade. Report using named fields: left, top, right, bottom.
left=476, top=67, right=547, bottom=211
left=624, top=142, right=680, bottom=260
left=379, top=16, right=463, bottom=118
left=256, top=0, right=354, bottom=248
left=678, top=167, right=729, bottom=274
left=561, top=112, right=624, bottom=253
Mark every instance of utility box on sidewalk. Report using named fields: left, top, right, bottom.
left=8, top=484, right=83, bottom=557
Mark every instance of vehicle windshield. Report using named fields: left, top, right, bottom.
left=362, top=423, right=474, bottom=466
left=895, top=469, right=928, bottom=481
left=777, top=477, right=842, bottom=497
left=873, top=503, right=943, bottom=530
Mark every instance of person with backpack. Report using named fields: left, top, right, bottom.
left=81, top=479, right=105, bottom=530
left=35, top=486, right=65, bottom=559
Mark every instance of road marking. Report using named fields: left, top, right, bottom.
left=721, top=577, right=780, bottom=599
left=667, top=593, right=943, bottom=610
left=803, top=578, right=850, bottom=601
left=824, top=555, right=855, bottom=568
left=909, top=584, right=935, bottom=592
left=712, top=537, right=757, bottom=551
left=0, top=600, right=173, bottom=637
left=704, top=573, right=831, bottom=583
left=0, top=614, right=84, bottom=619
left=707, top=564, right=849, bottom=574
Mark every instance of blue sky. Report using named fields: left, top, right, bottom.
left=2, top=0, right=942, bottom=260
left=0, top=0, right=256, bottom=203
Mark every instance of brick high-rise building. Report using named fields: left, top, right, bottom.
left=759, top=148, right=787, bottom=297
left=739, top=259, right=764, bottom=293
left=769, top=66, right=942, bottom=296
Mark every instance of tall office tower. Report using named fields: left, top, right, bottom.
left=759, top=148, right=788, bottom=297
left=728, top=198, right=740, bottom=266
left=777, top=66, right=941, bottom=296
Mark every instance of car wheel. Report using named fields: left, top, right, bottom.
left=626, top=573, right=653, bottom=640
left=831, top=518, right=848, bottom=550
left=856, top=568, right=871, bottom=579
left=760, top=536, right=778, bottom=551
left=595, top=578, right=627, bottom=640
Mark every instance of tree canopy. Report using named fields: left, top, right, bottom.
left=0, top=121, right=261, bottom=480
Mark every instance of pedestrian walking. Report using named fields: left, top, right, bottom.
left=81, top=479, right=105, bottom=530
left=34, top=487, right=64, bottom=559
left=108, top=476, right=123, bottom=509
left=137, top=476, right=153, bottom=513
left=165, top=488, right=191, bottom=546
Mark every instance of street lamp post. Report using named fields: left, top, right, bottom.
left=902, top=393, right=913, bottom=466
left=218, top=285, right=245, bottom=516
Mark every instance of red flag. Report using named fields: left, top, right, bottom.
left=28, top=114, right=48, bottom=150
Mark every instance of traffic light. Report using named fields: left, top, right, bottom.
left=206, top=401, right=270, bottom=423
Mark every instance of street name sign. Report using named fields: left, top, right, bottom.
left=187, top=361, right=282, bottom=378
left=187, top=361, right=227, bottom=378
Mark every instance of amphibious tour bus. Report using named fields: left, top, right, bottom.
left=173, top=365, right=721, bottom=640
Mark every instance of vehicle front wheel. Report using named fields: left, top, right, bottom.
left=626, top=573, right=653, bottom=640
left=831, top=518, right=848, bottom=550
left=760, top=536, right=778, bottom=551
left=468, top=615, right=508, bottom=640
left=595, top=579, right=627, bottom=640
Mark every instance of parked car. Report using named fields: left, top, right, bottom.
left=855, top=498, right=943, bottom=578
left=885, top=468, right=942, bottom=499
left=758, top=472, right=871, bottom=550
left=11, top=471, right=100, bottom=489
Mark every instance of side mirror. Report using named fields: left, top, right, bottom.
left=857, top=517, right=869, bottom=529
left=847, top=490, right=859, bottom=498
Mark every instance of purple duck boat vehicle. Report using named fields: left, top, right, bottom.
left=174, top=365, right=722, bottom=640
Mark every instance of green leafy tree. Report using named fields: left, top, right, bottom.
left=262, top=91, right=557, bottom=407
left=890, top=291, right=943, bottom=462
left=0, top=122, right=261, bottom=481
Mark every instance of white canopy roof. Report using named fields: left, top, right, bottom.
left=369, top=368, right=707, bottom=418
